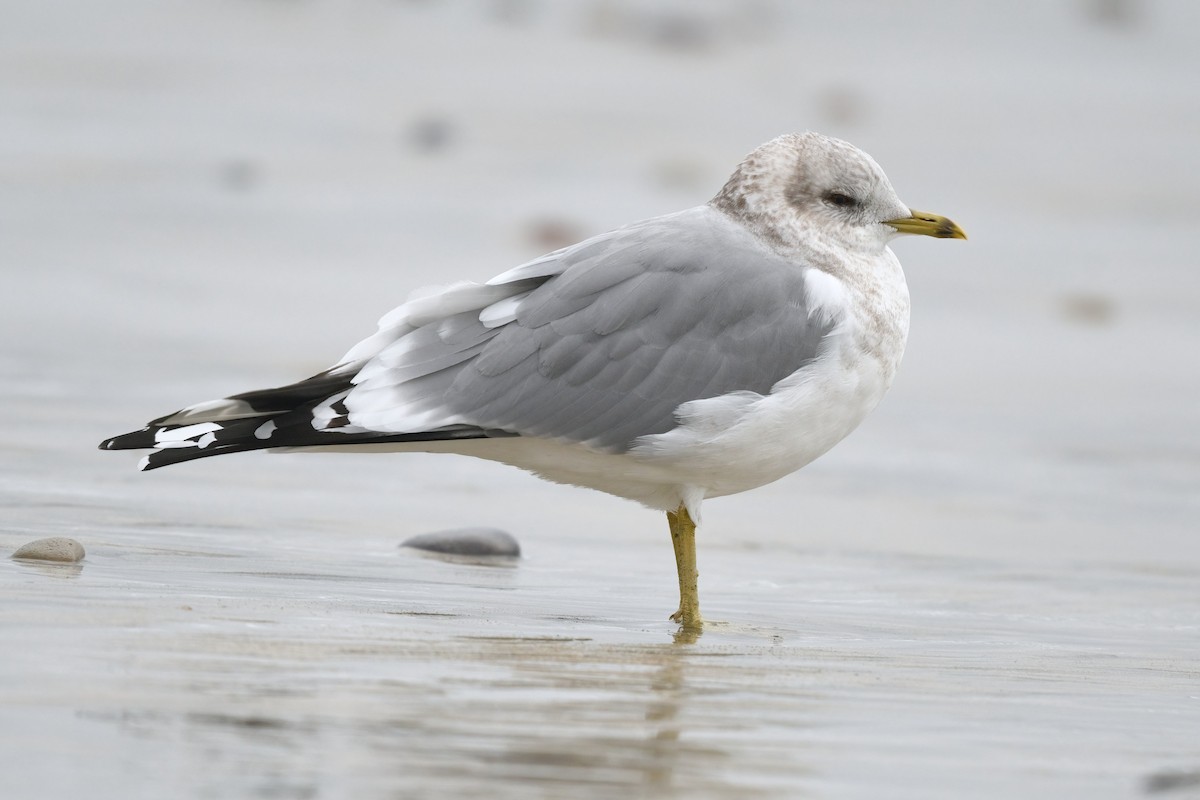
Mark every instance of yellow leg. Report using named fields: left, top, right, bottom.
left=666, top=504, right=702, bottom=629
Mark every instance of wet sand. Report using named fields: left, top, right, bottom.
left=5, top=497, right=1197, bottom=798
left=3, top=2, right=1199, bottom=798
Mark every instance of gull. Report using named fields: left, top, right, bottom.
left=101, top=132, right=965, bottom=630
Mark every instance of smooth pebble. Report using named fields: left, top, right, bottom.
left=401, top=528, right=521, bottom=558
left=12, top=537, right=86, bottom=563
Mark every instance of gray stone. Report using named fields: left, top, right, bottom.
left=401, top=528, right=520, bottom=558
left=12, top=537, right=86, bottom=563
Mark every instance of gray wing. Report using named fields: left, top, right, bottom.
left=339, top=205, right=836, bottom=452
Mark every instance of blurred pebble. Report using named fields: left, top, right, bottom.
left=585, top=3, right=714, bottom=52
left=583, top=1, right=773, bottom=49
left=12, top=537, right=86, bottom=563
left=820, top=86, right=868, bottom=127
left=526, top=218, right=586, bottom=251
left=644, top=11, right=712, bottom=52
left=649, top=158, right=709, bottom=192
left=1085, top=0, right=1141, bottom=28
left=405, top=117, right=454, bottom=153
left=402, top=528, right=521, bottom=558
left=1144, top=768, right=1200, bottom=794
left=219, top=159, right=258, bottom=192
left=1058, top=292, right=1117, bottom=326
left=489, top=0, right=536, bottom=25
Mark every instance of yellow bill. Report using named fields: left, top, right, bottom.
left=885, top=210, right=967, bottom=240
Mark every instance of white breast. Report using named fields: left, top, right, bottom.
left=628, top=253, right=910, bottom=502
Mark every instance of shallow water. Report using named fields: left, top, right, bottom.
left=3, top=2, right=1200, bottom=798
left=6, top=356, right=1197, bottom=800
left=6, top=506, right=1197, bottom=800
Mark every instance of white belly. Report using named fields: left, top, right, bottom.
left=632, top=325, right=900, bottom=498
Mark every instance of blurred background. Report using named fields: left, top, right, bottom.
left=4, top=0, right=1197, bottom=559
left=3, top=1, right=1199, bottom=798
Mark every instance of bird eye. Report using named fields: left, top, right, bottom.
left=825, top=192, right=857, bottom=208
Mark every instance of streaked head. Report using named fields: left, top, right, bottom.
left=712, top=132, right=966, bottom=250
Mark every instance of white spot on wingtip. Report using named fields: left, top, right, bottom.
left=196, top=432, right=217, bottom=448
left=254, top=420, right=277, bottom=440
left=137, top=455, right=151, bottom=471
left=156, top=422, right=222, bottom=443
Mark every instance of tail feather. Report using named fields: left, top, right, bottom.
left=100, top=273, right=556, bottom=473
left=99, top=369, right=517, bottom=471
left=125, top=368, right=353, bottom=431
left=224, top=370, right=353, bottom=415
left=99, top=369, right=353, bottom=452
left=104, top=412, right=516, bottom=472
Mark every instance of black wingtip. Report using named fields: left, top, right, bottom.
left=99, top=427, right=157, bottom=451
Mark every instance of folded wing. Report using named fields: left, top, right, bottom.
left=101, top=205, right=837, bottom=469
